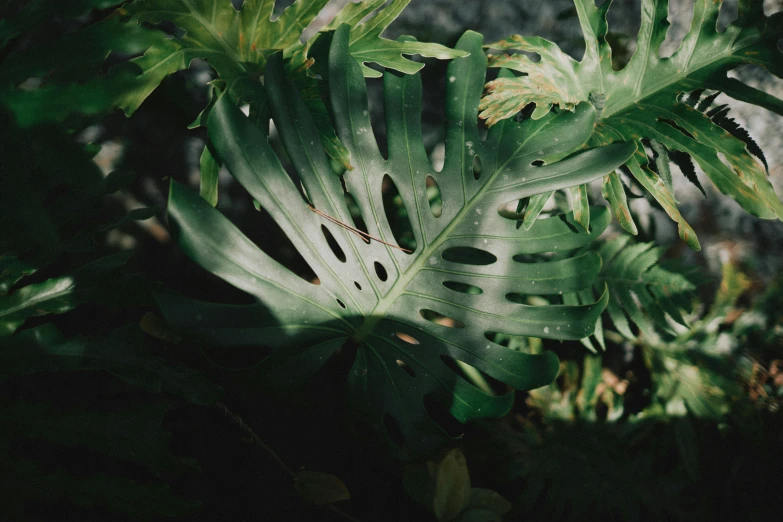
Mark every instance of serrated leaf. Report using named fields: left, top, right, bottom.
left=480, top=0, right=783, bottom=244
left=601, top=171, right=637, bottom=235
left=580, top=235, right=705, bottom=342
left=159, top=27, right=635, bottom=453
left=322, top=0, right=469, bottom=78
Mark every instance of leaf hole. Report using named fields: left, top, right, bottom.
left=395, top=332, right=420, bottom=345
left=718, top=0, right=739, bottom=31
left=382, top=413, right=407, bottom=450
left=343, top=187, right=370, bottom=244
left=660, top=1, right=694, bottom=57
left=439, top=356, right=508, bottom=396
left=231, top=202, right=319, bottom=284
left=321, top=225, right=346, bottom=263
left=442, top=281, right=483, bottom=295
left=426, top=176, right=442, bottom=218
left=396, top=359, right=416, bottom=377
left=484, top=332, right=535, bottom=354
left=366, top=77, right=388, bottom=160
left=531, top=160, right=544, bottom=167
left=504, top=293, right=551, bottom=305
left=423, top=395, right=463, bottom=436
left=354, top=281, right=362, bottom=291
left=382, top=174, right=417, bottom=253
left=472, top=155, right=482, bottom=180
left=336, top=299, right=346, bottom=309
left=657, top=118, right=695, bottom=140
left=374, top=261, right=388, bottom=281
left=267, top=122, right=311, bottom=206
left=420, top=309, right=465, bottom=329
left=442, top=246, right=496, bottom=266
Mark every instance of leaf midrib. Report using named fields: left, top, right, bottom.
left=0, top=278, right=75, bottom=321
left=353, top=118, right=546, bottom=341
left=601, top=26, right=747, bottom=120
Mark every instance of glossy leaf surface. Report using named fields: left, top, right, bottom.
left=480, top=0, right=783, bottom=247
left=161, top=26, right=635, bottom=453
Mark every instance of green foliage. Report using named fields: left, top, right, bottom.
left=404, top=448, right=511, bottom=522
left=479, top=0, right=783, bottom=248
left=1, top=0, right=782, bottom=519
left=160, top=25, right=634, bottom=454
left=1, top=0, right=465, bottom=185
left=593, top=235, right=706, bottom=343
left=0, top=0, right=125, bottom=49
left=0, top=252, right=140, bottom=336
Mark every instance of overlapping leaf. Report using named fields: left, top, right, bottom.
left=576, top=235, right=706, bottom=343
left=479, top=0, right=783, bottom=248
left=0, top=252, right=142, bottom=337
left=159, top=25, right=635, bottom=454
left=320, top=0, right=469, bottom=78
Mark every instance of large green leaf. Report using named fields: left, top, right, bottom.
left=479, top=0, right=783, bottom=248
left=159, top=26, right=635, bottom=454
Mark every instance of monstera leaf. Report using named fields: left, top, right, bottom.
left=159, top=26, right=634, bottom=454
left=479, top=0, right=783, bottom=249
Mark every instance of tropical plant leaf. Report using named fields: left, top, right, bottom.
left=0, top=251, right=146, bottom=337
left=0, top=0, right=126, bottom=49
left=0, top=256, right=37, bottom=295
left=158, top=26, right=635, bottom=454
left=479, top=0, right=783, bottom=248
left=320, top=0, right=469, bottom=78
left=576, top=235, right=706, bottom=343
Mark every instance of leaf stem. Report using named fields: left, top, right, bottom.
left=215, top=401, right=363, bottom=522
left=215, top=401, right=294, bottom=477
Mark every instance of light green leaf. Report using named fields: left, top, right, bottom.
left=294, top=471, right=351, bottom=506
left=322, top=0, right=469, bottom=78
left=600, top=171, right=637, bottom=235
left=199, top=144, right=220, bottom=206
left=480, top=0, right=783, bottom=246
left=578, top=235, right=706, bottom=343
left=433, top=449, right=471, bottom=521
left=160, top=27, right=634, bottom=453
